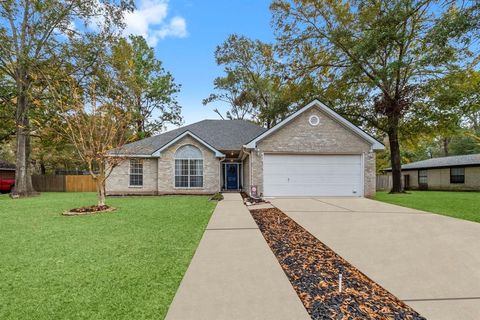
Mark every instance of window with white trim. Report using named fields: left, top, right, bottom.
left=175, top=145, right=203, bottom=188
left=129, top=159, right=143, bottom=186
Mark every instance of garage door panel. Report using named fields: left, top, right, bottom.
left=265, top=173, right=361, bottom=185
left=264, top=156, right=359, bottom=165
left=264, top=164, right=361, bottom=175
left=265, top=185, right=361, bottom=197
left=263, top=154, right=362, bottom=197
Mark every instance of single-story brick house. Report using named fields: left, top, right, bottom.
left=0, top=159, right=15, bottom=180
left=106, top=100, right=384, bottom=197
left=385, top=154, right=480, bottom=191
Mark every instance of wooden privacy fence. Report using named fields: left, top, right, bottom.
left=376, top=174, right=392, bottom=191
left=32, top=175, right=97, bottom=192
left=65, top=175, right=96, bottom=192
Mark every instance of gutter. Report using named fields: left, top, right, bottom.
left=106, top=154, right=158, bottom=158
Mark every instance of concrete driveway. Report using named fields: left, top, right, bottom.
left=270, top=197, right=480, bottom=320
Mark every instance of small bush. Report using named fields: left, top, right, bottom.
left=210, top=192, right=224, bottom=201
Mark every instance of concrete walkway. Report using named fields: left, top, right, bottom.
left=165, top=193, right=310, bottom=320
left=271, top=197, right=480, bottom=320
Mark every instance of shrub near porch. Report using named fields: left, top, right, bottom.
left=0, top=193, right=215, bottom=320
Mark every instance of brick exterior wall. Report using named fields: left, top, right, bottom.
left=249, top=106, right=377, bottom=197
left=106, top=158, right=158, bottom=195
left=106, top=136, right=221, bottom=195
left=106, top=106, right=379, bottom=197
left=157, top=136, right=221, bottom=194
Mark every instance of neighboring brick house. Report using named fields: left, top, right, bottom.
left=384, top=154, right=480, bottom=191
left=106, top=100, right=384, bottom=197
left=0, top=159, right=15, bottom=180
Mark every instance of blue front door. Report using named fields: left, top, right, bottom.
left=226, top=164, right=238, bottom=189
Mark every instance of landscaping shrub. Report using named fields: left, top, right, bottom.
left=210, top=192, right=224, bottom=201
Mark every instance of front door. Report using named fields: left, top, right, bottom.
left=226, top=164, right=238, bottom=189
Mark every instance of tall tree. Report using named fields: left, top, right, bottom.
left=203, top=72, right=257, bottom=120
left=206, top=34, right=317, bottom=128
left=271, top=0, right=479, bottom=192
left=112, top=35, right=182, bottom=139
left=0, top=0, right=133, bottom=197
left=426, top=69, right=480, bottom=155
left=50, top=35, right=133, bottom=206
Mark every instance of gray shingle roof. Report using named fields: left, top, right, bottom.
left=115, top=120, right=267, bottom=156
left=391, top=154, right=480, bottom=170
left=0, top=159, right=15, bottom=170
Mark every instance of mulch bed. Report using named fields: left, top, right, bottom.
left=250, top=208, right=426, bottom=320
left=62, top=205, right=116, bottom=216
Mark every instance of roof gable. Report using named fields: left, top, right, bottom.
left=151, top=131, right=225, bottom=157
left=111, top=119, right=267, bottom=156
left=244, top=100, right=384, bottom=150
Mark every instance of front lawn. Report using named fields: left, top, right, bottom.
left=0, top=193, right=216, bottom=320
left=375, top=191, right=480, bottom=223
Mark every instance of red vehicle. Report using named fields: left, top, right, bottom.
left=0, top=179, right=15, bottom=193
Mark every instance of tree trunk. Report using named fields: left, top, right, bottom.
left=388, top=121, right=403, bottom=193
left=13, top=122, right=28, bottom=196
left=96, top=178, right=106, bottom=206
left=136, top=118, right=143, bottom=138
left=25, top=131, right=34, bottom=192
left=12, top=78, right=37, bottom=198
left=443, top=137, right=449, bottom=156
left=136, top=98, right=144, bottom=138
left=40, top=162, right=46, bottom=175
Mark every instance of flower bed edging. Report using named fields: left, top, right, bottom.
left=62, top=206, right=116, bottom=216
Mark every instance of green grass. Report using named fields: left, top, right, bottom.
left=375, top=191, right=480, bottom=223
left=0, top=193, right=216, bottom=320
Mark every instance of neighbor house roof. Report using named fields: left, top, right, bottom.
left=112, top=119, right=267, bottom=157
left=244, top=99, right=385, bottom=150
left=0, top=159, right=15, bottom=170
left=386, top=153, right=480, bottom=171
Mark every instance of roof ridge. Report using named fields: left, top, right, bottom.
left=410, top=153, right=480, bottom=163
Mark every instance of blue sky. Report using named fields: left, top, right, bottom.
left=125, top=0, right=275, bottom=128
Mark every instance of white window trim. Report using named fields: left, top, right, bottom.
left=174, top=158, right=204, bottom=189
left=173, top=144, right=205, bottom=189
left=129, top=159, right=144, bottom=188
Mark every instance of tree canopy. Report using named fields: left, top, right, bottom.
left=270, top=0, right=479, bottom=192
left=204, top=34, right=318, bottom=128
left=0, top=0, right=134, bottom=197
left=112, top=35, right=182, bottom=139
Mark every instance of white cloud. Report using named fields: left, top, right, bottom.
left=123, top=0, right=187, bottom=46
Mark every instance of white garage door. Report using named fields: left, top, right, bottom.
left=263, top=154, right=363, bottom=197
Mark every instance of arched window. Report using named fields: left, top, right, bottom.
left=174, top=145, right=203, bottom=188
